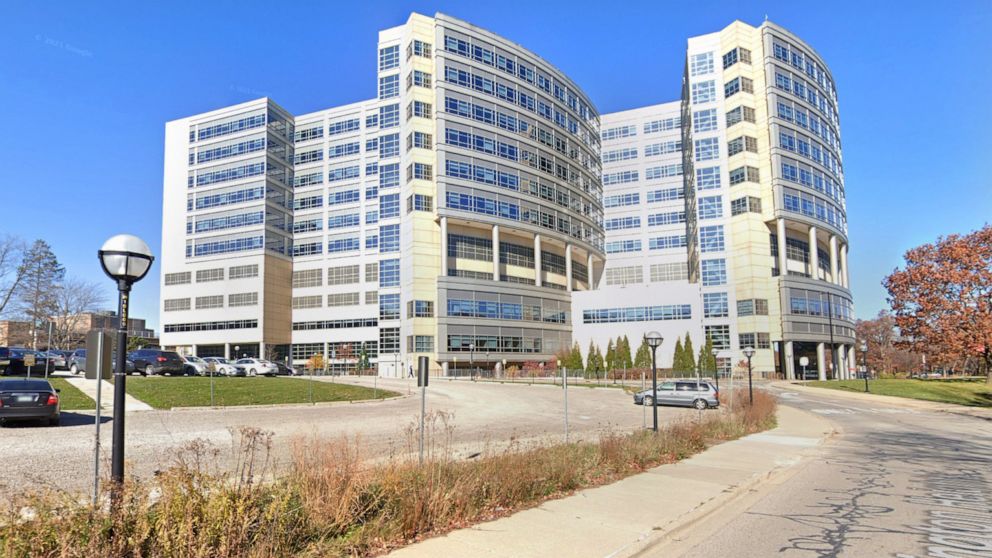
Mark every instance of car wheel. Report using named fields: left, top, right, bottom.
left=145, top=365, right=154, bottom=376
left=644, top=396, right=654, bottom=407
left=70, top=364, right=79, bottom=375
left=250, top=368, right=257, bottom=377
left=48, top=416, right=60, bottom=427
left=693, top=398, right=708, bottom=410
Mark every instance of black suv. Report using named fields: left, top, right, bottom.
left=128, top=349, right=185, bottom=376
left=0, top=347, right=9, bottom=375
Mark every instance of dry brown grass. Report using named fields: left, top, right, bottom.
left=0, top=391, right=776, bottom=557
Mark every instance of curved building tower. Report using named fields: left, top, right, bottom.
left=160, top=13, right=604, bottom=376
left=572, top=20, right=854, bottom=379
left=681, top=21, right=854, bottom=380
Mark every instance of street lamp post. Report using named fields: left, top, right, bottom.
left=558, top=358, right=568, bottom=442
left=711, top=347, right=719, bottom=392
left=860, top=341, right=869, bottom=393
left=98, top=235, right=154, bottom=498
left=644, top=331, right=663, bottom=433
left=502, top=358, right=507, bottom=381
left=743, top=346, right=755, bottom=406
left=469, top=343, right=475, bottom=381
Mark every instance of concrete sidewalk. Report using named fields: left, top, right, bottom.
left=62, top=376, right=153, bottom=412
left=775, top=380, right=992, bottom=421
left=388, top=405, right=833, bottom=558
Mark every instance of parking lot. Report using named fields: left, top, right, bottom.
left=0, top=376, right=706, bottom=493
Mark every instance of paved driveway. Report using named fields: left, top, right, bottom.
left=0, top=376, right=700, bottom=493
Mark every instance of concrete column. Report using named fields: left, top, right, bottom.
left=565, top=243, right=573, bottom=292
left=829, top=235, right=839, bottom=285
left=836, top=344, right=846, bottom=380
left=587, top=252, right=594, bottom=289
left=776, top=218, right=788, bottom=275
left=191, top=344, right=198, bottom=357
left=816, top=342, right=827, bottom=381
left=840, top=242, right=849, bottom=288
left=808, top=225, right=818, bottom=280
left=440, top=216, right=448, bottom=276
left=534, top=234, right=542, bottom=287
left=492, top=224, right=501, bottom=281
left=784, top=341, right=796, bottom=380
left=224, top=343, right=230, bottom=360
left=848, top=345, right=857, bottom=379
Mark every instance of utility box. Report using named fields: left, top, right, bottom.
left=417, top=356, right=429, bottom=387
left=85, top=331, right=113, bottom=380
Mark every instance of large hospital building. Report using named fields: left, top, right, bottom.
left=160, top=13, right=855, bottom=380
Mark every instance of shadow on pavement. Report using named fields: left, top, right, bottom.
left=0, top=411, right=111, bottom=428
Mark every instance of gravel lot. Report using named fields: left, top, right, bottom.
left=0, top=376, right=705, bottom=494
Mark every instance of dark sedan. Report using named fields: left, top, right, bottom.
left=5, top=349, right=54, bottom=376
left=0, top=379, right=61, bottom=426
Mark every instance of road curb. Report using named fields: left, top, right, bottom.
left=616, top=405, right=835, bottom=557
left=777, top=381, right=992, bottom=422
left=387, top=404, right=834, bottom=558
left=167, top=393, right=409, bottom=412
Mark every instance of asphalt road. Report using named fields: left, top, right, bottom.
left=658, top=384, right=992, bottom=558
left=0, top=376, right=698, bottom=494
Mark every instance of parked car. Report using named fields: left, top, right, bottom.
left=42, top=351, right=68, bottom=370
left=5, top=349, right=54, bottom=376
left=67, top=349, right=136, bottom=375
left=128, top=349, right=185, bottom=376
left=68, top=349, right=86, bottom=375
left=181, top=355, right=209, bottom=376
left=0, top=347, right=10, bottom=375
left=273, top=361, right=296, bottom=376
left=0, top=378, right=61, bottom=426
left=202, top=357, right=243, bottom=376
left=233, top=358, right=278, bottom=377
left=634, top=381, right=719, bottom=410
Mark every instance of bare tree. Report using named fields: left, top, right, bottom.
left=16, top=240, right=64, bottom=348
left=50, top=278, right=106, bottom=349
left=0, top=235, right=27, bottom=317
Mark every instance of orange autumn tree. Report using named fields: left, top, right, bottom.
left=884, top=225, right=992, bottom=383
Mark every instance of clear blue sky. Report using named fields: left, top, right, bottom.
left=2, top=1, right=989, bottom=331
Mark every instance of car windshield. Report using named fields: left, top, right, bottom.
left=0, top=380, right=53, bottom=391
left=186, top=356, right=204, bottom=363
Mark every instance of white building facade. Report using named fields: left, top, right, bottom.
left=160, top=15, right=854, bottom=379
left=160, top=13, right=606, bottom=376
left=573, top=21, right=855, bottom=378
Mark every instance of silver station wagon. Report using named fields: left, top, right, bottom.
left=634, top=381, right=720, bottom=410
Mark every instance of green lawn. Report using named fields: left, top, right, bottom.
left=124, top=377, right=399, bottom=409
left=0, top=376, right=95, bottom=410
left=51, top=378, right=96, bottom=410
left=807, top=378, right=992, bottom=407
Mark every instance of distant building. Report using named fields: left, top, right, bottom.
left=0, top=312, right=158, bottom=349
left=0, top=321, right=33, bottom=347
left=50, top=311, right=159, bottom=348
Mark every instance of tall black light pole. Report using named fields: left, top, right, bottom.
left=743, top=346, right=755, bottom=406
left=98, top=235, right=154, bottom=499
left=860, top=341, right=869, bottom=392
left=644, top=331, right=663, bottom=432
left=711, top=347, right=720, bottom=392
left=469, top=343, right=475, bottom=381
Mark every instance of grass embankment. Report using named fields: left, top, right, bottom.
left=807, top=378, right=992, bottom=407
left=124, top=377, right=398, bottom=409
left=0, top=376, right=94, bottom=410
left=50, top=378, right=95, bottom=410
left=1, top=391, right=776, bottom=557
